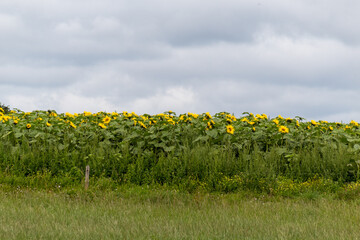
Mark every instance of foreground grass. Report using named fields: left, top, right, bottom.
left=1, top=186, right=360, bottom=239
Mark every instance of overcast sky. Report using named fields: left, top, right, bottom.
left=1, top=0, right=360, bottom=121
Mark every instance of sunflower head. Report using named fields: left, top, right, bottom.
left=102, top=116, right=111, bottom=124
left=278, top=125, right=289, bottom=134
left=226, top=125, right=235, bottom=134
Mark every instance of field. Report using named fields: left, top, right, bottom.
left=1, top=108, right=360, bottom=193
left=3, top=108, right=360, bottom=239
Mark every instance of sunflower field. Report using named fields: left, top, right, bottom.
left=1, top=107, right=360, bottom=192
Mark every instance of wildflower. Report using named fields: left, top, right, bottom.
left=252, top=127, right=256, bottom=132
left=272, top=119, right=279, bottom=125
left=26, top=124, right=31, bottom=129
left=285, top=118, right=292, bottom=122
left=226, top=125, right=235, bottom=134
left=241, top=118, right=248, bottom=122
left=0, top=107, right=3, bottom=112
left=248, top=121, right=255, bottom=125
left=278, top=125, right=289, bottom=134
left=49, top=112, right=57, bottom=117
left=46, top=122, right=51, bottom=127
left=205, top=112, right=212, bottom=119
left=278, top=115, right=284, bottom=119
left=329, top=126, right=333, bottom=131
left=84, top=111, right=92, bottom=116
left=98, top=123, right=107, bottom=129
left=261, top=114, right=268, bottom=119
left=13, top=119, right=18, bottom=125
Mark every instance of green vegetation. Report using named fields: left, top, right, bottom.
left=0, top=102, right=10, bottom=114
left=2, top=108, right=360, bottom=238
left=1, top=187, right=360, bottom=239
left=1, top=109, right=360, bottom=193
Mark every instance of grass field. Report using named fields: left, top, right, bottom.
left=1, top=186, right=360, bottom=240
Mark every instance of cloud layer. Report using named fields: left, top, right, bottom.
left=1, top=0, right=360, bottom=121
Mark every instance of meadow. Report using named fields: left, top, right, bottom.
left=1, top=186, right=360, bottom=240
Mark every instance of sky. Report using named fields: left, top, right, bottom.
left=1, top=0, right=360, bottom=122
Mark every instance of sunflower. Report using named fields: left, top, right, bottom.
left=272, top=119, right=279, bottom=125
left=102, top=116, right=111, bottom=124
left=278, top=125, right=289, bottom=134
left=139, top=121, right=147, bottom=129
left=69, top=122, right=76, bottom=129
left=205, top=112, right=212, bottom=119
left=311, top=120, right=318, bottom=126
left=26, top=123, right=31, bottom=129
left=226, top=125, right=235, bottom=134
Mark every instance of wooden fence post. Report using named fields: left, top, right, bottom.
left=85, top=165, right=90, bottom=190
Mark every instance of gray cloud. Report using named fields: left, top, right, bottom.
left=1, top=0, right=360, bottom=122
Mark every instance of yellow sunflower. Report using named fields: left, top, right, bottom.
left=278, top=125, right=289, bottom=134
left=226, top=125, right=235, bottom=134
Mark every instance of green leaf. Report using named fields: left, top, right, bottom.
left=164, top=146, right=175, bottom=152
left=1, top=131, right=12, bottom=138
left=206, top=130, right=218, bottom=138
